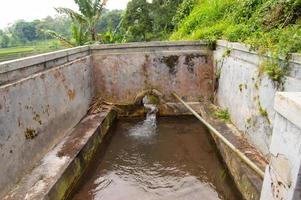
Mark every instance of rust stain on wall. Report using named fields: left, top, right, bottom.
left=67, top=89, right=76, bottom=101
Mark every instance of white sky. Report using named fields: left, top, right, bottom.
left=0, top=0, right=130, bottom=29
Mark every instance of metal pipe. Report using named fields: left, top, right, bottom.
left=172, top=92, right=265, bottom=179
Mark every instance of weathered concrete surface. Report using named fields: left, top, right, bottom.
left=4, top=110, right=116, bottom=200
left=0, top=46, right=90, bottom=85
left=0, top=56, right=93, bottom=198
left=92, top=42, right=214, bottom=104
left=215, top=40, right=301, bottom=155
left=5, top=40, right=301, bottom=199
left=90, top=41, right=208, bottom=53
left=261, top=92, right=301, bottom=200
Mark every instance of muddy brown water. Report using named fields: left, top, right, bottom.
left=71, top=116, right=242, bottom=200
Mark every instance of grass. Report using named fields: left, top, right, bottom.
left=0, top=40, right=66, bottom=63
left=171, top=0, right=301, bottom=57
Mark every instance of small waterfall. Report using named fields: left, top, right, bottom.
left=143, top=95, right=158, bottom=123
left=128, top=96, right=158, bottom=139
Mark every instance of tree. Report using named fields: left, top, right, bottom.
left=55, top=0, right=108, bottom=41
left=96, top=9, right=123, bottom=33
left=122, top=0, right=152, bottom=42
left=150, top=0, right=183, bottom=39
left=9, top=20, right=38, bottom=43
left=0, top=30, right=9, bottom=48
left=121, top=0, right=184, bottom=42
left=35, top=16, right=72, bottom=40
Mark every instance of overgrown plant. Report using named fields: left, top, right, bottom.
left=47, top=0, right=108, bottom=46
left=214, top=108, right=231, bottom=122
left=172, top=0, right=196, bottom=28
left=258, top=101, right=271, bottom=124
left=259, top=59, right=290, bottom=89
left=171, top=0, right=301, bottom=57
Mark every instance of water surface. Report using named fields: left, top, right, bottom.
left=72, top=116, right=242, bottom=200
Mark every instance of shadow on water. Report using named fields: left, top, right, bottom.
left=70, top=105, right=242, bottom=200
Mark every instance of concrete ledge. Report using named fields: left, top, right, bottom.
left=0, top=46, right=89, bottom=73
left=3, top=110, right=117, bottom=200
left=0, top=46, right=90, bottom=85
left=90, top=40, right=207, bottom=50
left=92, top=50, right=209, bottom=56
left=274, top=92, right=301, bottom=130
left=216, top=40, right=301, bottom=65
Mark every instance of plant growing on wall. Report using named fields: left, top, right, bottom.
left=258, top=58, right=290, bottom=89
left=214, top=108, right=231, bottom=122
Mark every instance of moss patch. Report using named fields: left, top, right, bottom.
left=214, top=108, right=231, bottom=122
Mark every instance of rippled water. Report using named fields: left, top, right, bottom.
left=71, top=116, right=242, bottom=200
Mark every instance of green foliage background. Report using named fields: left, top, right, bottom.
left=171, top=0, right=301, bottom=56
left=1, top=0, right=300, bottom=63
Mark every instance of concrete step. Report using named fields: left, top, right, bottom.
left=4, top=110, right=117, bottom=200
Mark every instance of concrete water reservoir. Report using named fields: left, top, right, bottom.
left=0, top=41, right=301, bottom=200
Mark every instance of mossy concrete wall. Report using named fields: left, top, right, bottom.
left=0, top=41, right=214, bottom=198
left=3, top=40, right=301, bottom=199
left=0, top=50, right=93, bottom=197
left=215, top=40, right=301, bottom=156
left=91, top=41, right=214, bottom=104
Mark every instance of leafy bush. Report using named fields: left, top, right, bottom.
left=172, top=0, right=196, bottom=27
left=171, top=0, right=301, bottom=56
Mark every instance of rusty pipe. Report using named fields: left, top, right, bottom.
left=172, top=92, right=265, bottom=179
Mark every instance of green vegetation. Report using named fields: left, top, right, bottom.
left=0, top=40, right=64, bottom=62
left=222, top=48, right=231, bottom=58
left=246, top=117, right=252, bottom=124
left=258, top=59, right=290, bottom=88
left=1, top=0, right=300, bottom=63
left=0, top=16, right=72, bottom=47
left=0, top=1, right=122, bottom=62
left=214, top=108, right=231, bottom=122
left=172, top=0, right=196, bottom=28
left=258, top=101, right=271, bottom=124
left=121, top=0, right=185, bottom=42
left=0, top=0, right=186, bottom=62
left=215, top=67, right=222, bottom=80
left=239, top=84, right=244, bottom=92
left=49, top=0, right=108, bottom=46
left=171, top=0, right=301, bottom=56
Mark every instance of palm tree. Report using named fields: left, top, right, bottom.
left=46, top=0, right=108, bottom=46
left=56, top=0, right=108, bottom=41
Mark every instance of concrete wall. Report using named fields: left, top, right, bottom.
left=261, top=92, right=301, bottom=200
left=91, top=41, right=214, bottom=104
left=215, top=40, right=301, bottom=155
left=0, top=49, right=93, bottom=197
left=0, top=46, right=90, bottom=85
left=2, top=40, right=301, bottom=198
left=0, top=41, right=214, bottom=197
